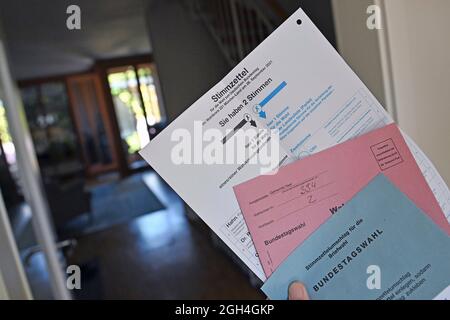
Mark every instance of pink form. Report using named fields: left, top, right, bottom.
left=233, top=124, right=450, bottom=277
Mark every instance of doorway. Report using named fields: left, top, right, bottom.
left=106, top=63, right=165, bottom=169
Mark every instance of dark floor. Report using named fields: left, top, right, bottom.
left=43, top=172, right=264, bottom=299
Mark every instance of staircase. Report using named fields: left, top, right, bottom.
left=191, top=0, right=287, bottom=67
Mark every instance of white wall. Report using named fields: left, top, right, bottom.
left=383, top=0, right=450, bottom=185
left=332, top=0, right=450, bottom=185
left=331, top=0, right=386, bottom=106
left=145, top=0, right=230, bottom=122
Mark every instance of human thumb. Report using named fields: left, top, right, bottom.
left=288, top=281, right=310, bottom=300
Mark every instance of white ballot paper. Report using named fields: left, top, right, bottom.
left=140, top=7, right=450, bottom=280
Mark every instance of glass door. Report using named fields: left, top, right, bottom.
left=107, top=63, right=165, bottom=168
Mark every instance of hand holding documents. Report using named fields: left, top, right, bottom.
left=139, top=6, right=450, bottom=284
left=234, top=124, right=450, bottom=276
left=262, top=174, right=450, bottom=300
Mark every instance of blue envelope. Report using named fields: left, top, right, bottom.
left=262, top=174, right=450, bottom=300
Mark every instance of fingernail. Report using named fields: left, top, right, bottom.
left=288, top=282, right=308, bottom=300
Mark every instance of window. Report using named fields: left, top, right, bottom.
left=107, top=63, right=164, bottom=163
left=0, top=99, right=16, bottom=167
left=20, top=82, right=82, bottom=174
left=0, top=99, right=22, bottom=206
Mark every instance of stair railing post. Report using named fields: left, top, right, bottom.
left=229, top=0, right=245, bottom=61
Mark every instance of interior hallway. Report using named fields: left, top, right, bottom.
left=62, top=172, right=264, bottom=299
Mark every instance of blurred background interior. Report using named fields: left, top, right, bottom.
left=0, top=0, right=449, bottom=299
